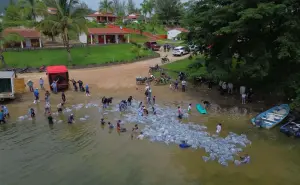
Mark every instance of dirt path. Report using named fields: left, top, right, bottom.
left=18, top=51, right=187, bottom=95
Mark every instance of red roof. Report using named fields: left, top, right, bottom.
left=46, top=65, right=68, bottom=74
left=2, top=28, right=41, bottom=38
left=88, top=28, right=129, bottom=34
left=126, top=13, right=140, bottom=19
left=87, top=12, right=117, bottom=17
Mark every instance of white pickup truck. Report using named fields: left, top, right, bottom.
left=0, top=71, right=15, bottom=100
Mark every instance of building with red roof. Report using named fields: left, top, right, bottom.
left=86, top=12, right=117, bottom=23
left=79, top=27, right=130, bottom=44
left=1, top=28, right=42, bottom=48
left=126, top=13, right=140, bottom=20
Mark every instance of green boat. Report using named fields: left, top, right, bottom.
left=196, top=104, right=207, bottom=114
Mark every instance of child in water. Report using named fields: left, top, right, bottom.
left=29, top=108, right=35, bottom=118
left=101, top=118, right=105, bottom=125
left=108, top=122, right=114, bottom=129
left=47, top=112, right=53, bottom=124
left=61, top=92, right=66, bottom=103
left=152, top=106, right=156, bottom=115
left=188, top=104, right=192, bottom=113
left=68, top=114, right=75, bottom=124
left=153, top=96, right=156, bottom=104
left=178, top=106, right=182, bottom=119
left=216, top=123, right=222, bottom=134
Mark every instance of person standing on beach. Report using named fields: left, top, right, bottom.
left=33, top=88, right=40, bottom=104
left=51, top=79, right=59, bottom=94
left=216, top=123, right=222, bottom=134
left=182, top=80, right=187, bottom=92
left=188, top=104, right=192, bottom=113
left=45, top=90, right=50, bottom=103
left=27, top=80, right=34, bottom=92
left=85, top=84, right=90, bottom=96
left=39, top=77, right=44, bottom=90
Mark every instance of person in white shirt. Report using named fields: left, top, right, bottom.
left=228, top=83, right=233, bottom=94
left=188, top=104, right=192, bottom=113
left=242, top=93, right=246, bottom=104
left=181, top=80, right=187, bottom=92
left=216, top=123, right=222, bottom=134
left=137, top=132, right=144, bottom=140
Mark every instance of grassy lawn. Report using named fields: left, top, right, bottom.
left=144, top=24, right=166, bottom=34
left=157, top=40, right=186, bottom=47
left=130, top=34, right=149, bottom=43
left=3, top=44, right=154, bottom=68
left=154, top=56, right=207, bottom=79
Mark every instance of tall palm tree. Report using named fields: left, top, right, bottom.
left=99, top=0, right=113, bottom=13
left=39, top=0, right=88, bottom=65
left=0, top=33, right=25, bottom=67
left=27, top=0, right=37, bottom=20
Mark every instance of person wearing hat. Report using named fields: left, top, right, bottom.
left=39, top=77, right=44, bottom=90
left=27, top=79, right=34, bottom=92
left=33, top=88, right=40, bottom=104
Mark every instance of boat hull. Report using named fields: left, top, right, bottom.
left=196, top=104, right=207, bottom=114
left=251, top=104, right=290, bottom=129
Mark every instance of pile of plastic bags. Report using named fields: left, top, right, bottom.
left=123, top=101, right=251, bottom=166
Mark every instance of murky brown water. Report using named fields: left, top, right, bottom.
left=1, top=85, right=300, bottom=185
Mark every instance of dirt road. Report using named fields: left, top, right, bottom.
left=20, top=51, right=187, bottom=90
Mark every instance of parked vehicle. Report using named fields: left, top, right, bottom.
left=172, top=46, right=189, bottom=56
left=189, top=45, right=199, bottom=51
left=46, top=65, right=69, bottom=91
left=0, top=71, right=16, bottom=100
left=144, top=41, right=160, bottom=51
left=251, top=104, right=290, bottom=129
left=280, top=120, right=300, bottom=138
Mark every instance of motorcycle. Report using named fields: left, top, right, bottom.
left=39, top=65, right=46, bottom=72
left=161, top=55, right=170, bottom=64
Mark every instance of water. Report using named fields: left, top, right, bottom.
left=1, top=94, right=300, bottom=185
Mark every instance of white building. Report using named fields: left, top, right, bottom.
left=167, top=28, right=189, bottom=40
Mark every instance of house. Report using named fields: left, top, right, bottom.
left=167, top=28, right=189, bottom=40
left=1, top=28, right=42, bottom=48
left=86, top=12, right=117, bottom=23
left=36, top=7, right=57, bottom=22
left=126, top=13, right=140, bottom=21
left=79, top=28, right=130, bottom=44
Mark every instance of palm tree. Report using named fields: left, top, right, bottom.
left=99, top=0, right=113, bottom=13
left=39, top=0, right=88, bottom=65
left=0, top=33, right=25, bottom=67
left=27, top=0, right=37, bottom=20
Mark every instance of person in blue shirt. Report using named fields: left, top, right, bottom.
left=1, top=105, right=9, bottom=118
left=0, top=110, right=6, bottom=124
left=51, top=79, right=59, bottom=94
left=33, top=88, right=40, bottom=104
left=85, top=84, right=90, bottom=96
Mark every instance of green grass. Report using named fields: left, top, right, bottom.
left=3, top=44, right=154, bottom=68
left=162, top=58, right=195, bottom=72
left=157, top=39, right=186, bottom=47
left=144, top=24, right=166, bottom=34
left=130, top=34, right=149, bottom=43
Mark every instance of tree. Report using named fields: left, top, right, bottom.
left=184, top=0, right=300, bottom=107
left=141, top=0, right=154, bottom=18
left=112, top=0, right=126, bottom=17
left=39, top=0, right=88, bottom=65
left=154, top=0, right=182, bottom=24
left=127, top=0, right=135, bottom=14
left=0, top=32, right=24, bottom=67
left=136, top=22, right=145, bottom=35
left=99, top=0, right=113, bottom=13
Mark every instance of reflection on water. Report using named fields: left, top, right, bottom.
left=1, top=97, right=300, bottom=185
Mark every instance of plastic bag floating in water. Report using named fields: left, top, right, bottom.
left=122, top=101, right=251, bottom=166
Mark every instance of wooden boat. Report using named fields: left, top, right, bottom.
left=251, top=104, right=290, bottom=129
left=196, top=104, right=207, bottom=114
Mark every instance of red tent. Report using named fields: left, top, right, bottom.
left=46, top=65, right=69, bottom=91
left=46, top=65, right=68, bottom=74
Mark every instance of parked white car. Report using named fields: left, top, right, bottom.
left=189, top=45, right=199, bottom=51
left=172, top=46, right=189, bottom=56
